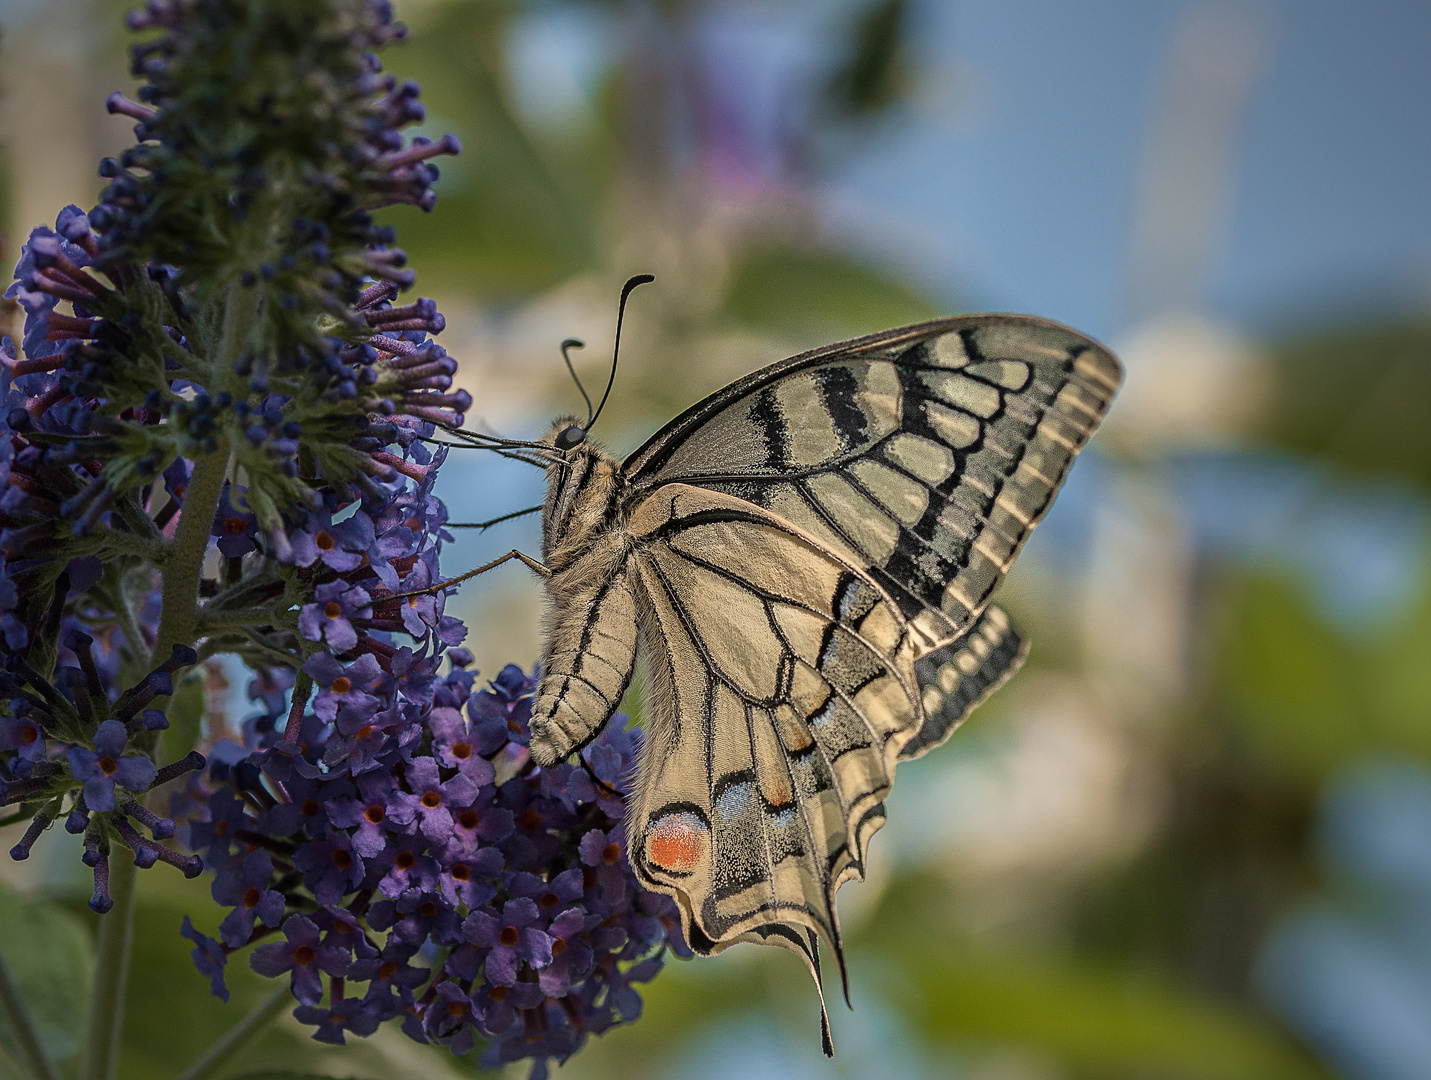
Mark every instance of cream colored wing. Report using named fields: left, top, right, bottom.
left=623, top=485, right=931, bottom=1013
left=622, top=315, right=1121, bottom=652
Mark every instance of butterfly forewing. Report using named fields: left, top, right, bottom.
left=624, top=315, right=1121, bottom=643
left=528, top=314, right=1120, bottom=1019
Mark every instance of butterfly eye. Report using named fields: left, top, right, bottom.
left=555, top=425, right=586, bottom=450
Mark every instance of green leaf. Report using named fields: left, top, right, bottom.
left=723, top=245, right=942, bottom=338
left=827, top=0, right=912, bottom=118
left=0, top=884, right=94, bottom=1064
left=1218, top=575, right=1366, bottom=780
left=159, top=668, right=207, bottom=767
left=1262, top=319, right=1431, bottom=490
left=228, top=1073, right=387, bottom=1080
left=899, top=947, right=1330, bottom=1080
left=378, top=0, right=599, bottom=301
left=1218, top=571, right=1431, bottom=780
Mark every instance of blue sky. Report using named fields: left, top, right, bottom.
left=827, top=0, right=1431, bottom=341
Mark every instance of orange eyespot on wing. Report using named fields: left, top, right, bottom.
left=646, top=811, right=708, bottom=875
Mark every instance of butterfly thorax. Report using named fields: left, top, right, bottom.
left=540, top=423, right=628, bottom=574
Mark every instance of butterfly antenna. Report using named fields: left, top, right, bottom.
left=560, top=338, right=595, bottom=427
left=586, top=274, right=654, bottom=434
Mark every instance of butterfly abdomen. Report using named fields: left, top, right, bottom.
left=531, top=440, right=638, bottom=767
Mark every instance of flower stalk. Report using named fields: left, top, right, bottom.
left=78, top=857, right=135, bottom=1080
left=0, top=946, right=61, bottom=1080
left=173, top=985, right=291, bottom=1080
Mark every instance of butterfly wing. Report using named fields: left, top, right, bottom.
left=623, top=314, right=1121, bottom=649
left=617, top=315, right=1118, bottom=984
left=623, top=485, right=922, bottom=989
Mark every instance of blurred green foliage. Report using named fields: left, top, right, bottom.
left=378, top=0, right=603, bottom=299
left=0, top=885, right=93, bottom=1067
left=1265, top=321, right=1431, bottom=488
left=722, top=245, right=940, bottom=337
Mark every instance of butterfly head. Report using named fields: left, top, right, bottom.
left=553, top=423, right=587, bottom=451
left=539, top=416, right=595, bottom=459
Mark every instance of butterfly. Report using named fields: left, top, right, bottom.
left=442, top=290, right=1120, bottom=1050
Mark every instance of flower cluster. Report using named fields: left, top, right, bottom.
left=1, top=0, right=683, bottom=1073
left=0, top=0, right=465, bottom=897
left=182, top=663, right=687, bottom=1074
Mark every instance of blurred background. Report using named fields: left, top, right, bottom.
left=3, top=1, right=1431, bottom=1078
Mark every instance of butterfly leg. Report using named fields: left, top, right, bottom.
left=383, top=548, right=550, bottom=603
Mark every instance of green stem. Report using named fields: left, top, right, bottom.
left=0, top=1035, right=25, bottom=1080
left=78, top=856, right=136, bottom=1080
left=79, top=282, right=260, bottom=1080
left=196, top=604, right=293, bottom=634
left=172, top=987, right=291, bottom=1080
left=152, top=442, right=230, bottom=668
left=0, top=946, right=61, bottom=1080
left=80, top=526, right=168, bottom=563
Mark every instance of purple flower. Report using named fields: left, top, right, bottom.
left=304, top=652, right=383, bottom=722
left=314, top=905, right=378, bottom=966
left=392, top=756, right=477, bottom=844
left=294, top=830, right=365, bottom=904
left=349, top=938, right=428, bottom=1013
left=439, top=842, right=501, bottom=908
left=579, top=827, right=630, bottom=906
left=423, top=980, right=477, bottom=1054
left=181, top=917, right=229, bottom=1002
left=185, top=786, right=252, bottom=865
left=210, top=483, right=258, bottom=557
left=372, top=836, right=438, bottom=899
left=428, top=706, right=495, bottom=786
left=539, top=907, right=597, bottom=996
left=250, top=915, right=350, bottom=1006
left=213, top=850, right=286, bottom=947
left=292, top=996, right=383, bottom=1044
left=162, top=458, right=191, bottom=508
left=321, top=696, right=407, bottom=776
left=0, top=716, right=47, bottom=768
left=462, top=897, right=552, bottom=986
left=326, top=771, right=413, bottom=857
left=247, top=666, right=296, bottom=719
left=298, top=581, right=371, bottom=653
left=65, top=720, right=156, bottom=812
left=287, top=510, right=374, bottom=572
left=388, top=884, right=461, bottom=945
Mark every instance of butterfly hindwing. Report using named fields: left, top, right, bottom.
left=906, top=604, right=1027, bottom=760
left=625, top=485, right=920, bottom=971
